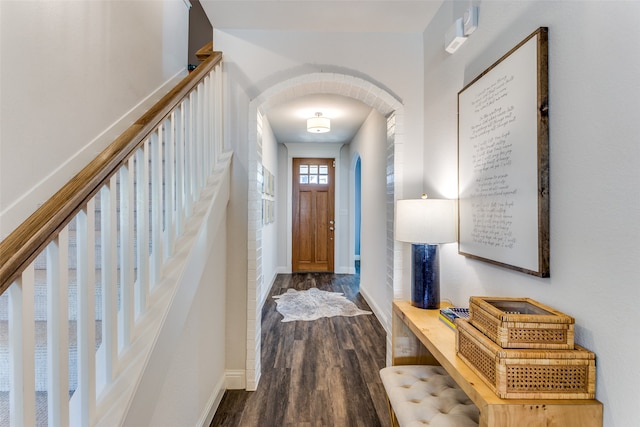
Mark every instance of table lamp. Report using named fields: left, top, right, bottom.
left=395, top=195, right=457, bottom=309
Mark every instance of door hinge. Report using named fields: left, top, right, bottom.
left=332, top=160, right=336, bottom=168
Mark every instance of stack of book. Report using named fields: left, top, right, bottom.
left=439, top=307, right=470, bottom=330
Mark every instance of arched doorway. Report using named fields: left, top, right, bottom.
left=245, top=73, right=406, bottom=390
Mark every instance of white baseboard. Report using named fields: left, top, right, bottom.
left=276, top=266, right=356, bottom=275
left=197, top=376, right=226, bottom=427
left=225, top=369, right=246, bottom=390
left=359, top=287, right=391, bottom=337
left=246, top=369, right=261, bottom=392
left=259, top=270, right=279, bottom=308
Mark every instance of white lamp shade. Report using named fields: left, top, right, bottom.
left=395, top=198, right=457, bottom=244
left=307, top=116, right=330, bottom=133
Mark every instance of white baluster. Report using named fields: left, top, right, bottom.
left=74, top=200, right=96, bottom=425
left=98, top=176, right=118, bottom=392
left=47, top=229, right=70, bottom=427
left=182, top=98, right=190, bottom=219
left=175, top=103, right=185, bottom=236
left=185, top=93, right=195, bottom=214
left=210, top=70, right=217, bottom=166
left=196, top=82, right=204, bottom=194
left=164, top=115, right=175, bottom=259
left=203, top=75, right=211, bottom=176
left=192, top=86, right=199, bottom=197
left=8, top=264, right=36, bottom=427
left=211, top=70, right=218, bottom=167
left=135, top=142, right=150, bottom=317
left=192, top=85, right=199, bottom=195
left=210, top=72, right=216, bottom=169
left=215, top=70, right=220, bottom=166
left=211, top=70, right=217, bottom=169
left=200, top=81, right=207, bottom=188
left=119, top=160, right=135, bottom=350
left=150, top=130, right=163, bottom=287
left=216, top=65, right=224, bottom=159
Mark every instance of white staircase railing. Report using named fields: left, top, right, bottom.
left=0, top=51, right=225, bottom=426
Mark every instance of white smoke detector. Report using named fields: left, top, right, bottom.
left=445, top=18, right=467, bottom=54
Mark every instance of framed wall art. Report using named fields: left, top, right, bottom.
left=261, top=164, right=276, bottom=224
left=458, top=27, right=549, bottom=277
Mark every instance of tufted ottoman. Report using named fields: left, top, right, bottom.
left=379, top=365, right=480, bottom=427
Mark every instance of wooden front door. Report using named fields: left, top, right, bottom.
left=292, top=158, right=335, bottom=272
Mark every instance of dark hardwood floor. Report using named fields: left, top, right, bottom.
left=211, top=270, right=391, bottom=427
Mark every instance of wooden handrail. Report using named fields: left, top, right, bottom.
left=195, top=41, right=214, bottom=62
left=0, top=51, right=223, bottom=295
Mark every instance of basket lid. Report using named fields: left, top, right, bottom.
left=470, top=296, right=575, bottom=324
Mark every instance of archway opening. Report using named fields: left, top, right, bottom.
left=245, top=73, right=406, bottom=390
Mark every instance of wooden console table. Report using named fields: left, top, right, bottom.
left=392, top=301, right=603, bottom=427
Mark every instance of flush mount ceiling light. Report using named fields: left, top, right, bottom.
left=307, top=112, right=330, bottom=133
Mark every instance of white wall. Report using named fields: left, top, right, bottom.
left=347, top=110, right=391, bottom=325
left=260, top=117, right=279, bottom=302
left=422, top=2, right=640, bottom=426
left=277, top=144, right=289, bottom=269
left=222, top=59, right=250, bottom=382
left=145, top=210, right=227, bottom=427
left=188, top=0, right=213, bottom=65
left=0, top=0, right=189, bottom=237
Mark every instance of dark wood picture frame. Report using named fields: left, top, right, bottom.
left=457, top=27, right=549, bottom=277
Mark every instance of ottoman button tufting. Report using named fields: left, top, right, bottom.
left=380, top=365, right=479, bottom=427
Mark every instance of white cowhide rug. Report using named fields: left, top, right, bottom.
left=273, top=287, right=372, bottom=322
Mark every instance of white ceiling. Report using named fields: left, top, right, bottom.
left=267, top=93, right=375, bottom=145
left=202, top=1, right=443, bottom=33
left=201, top=0, right=443, bottom=144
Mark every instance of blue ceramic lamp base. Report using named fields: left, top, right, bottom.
left=410, top=243, right=440, bottom=309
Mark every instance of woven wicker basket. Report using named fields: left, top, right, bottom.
left=456, top=319, right=596, bottom=399
left=469, top=296, right=575, bottom=349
